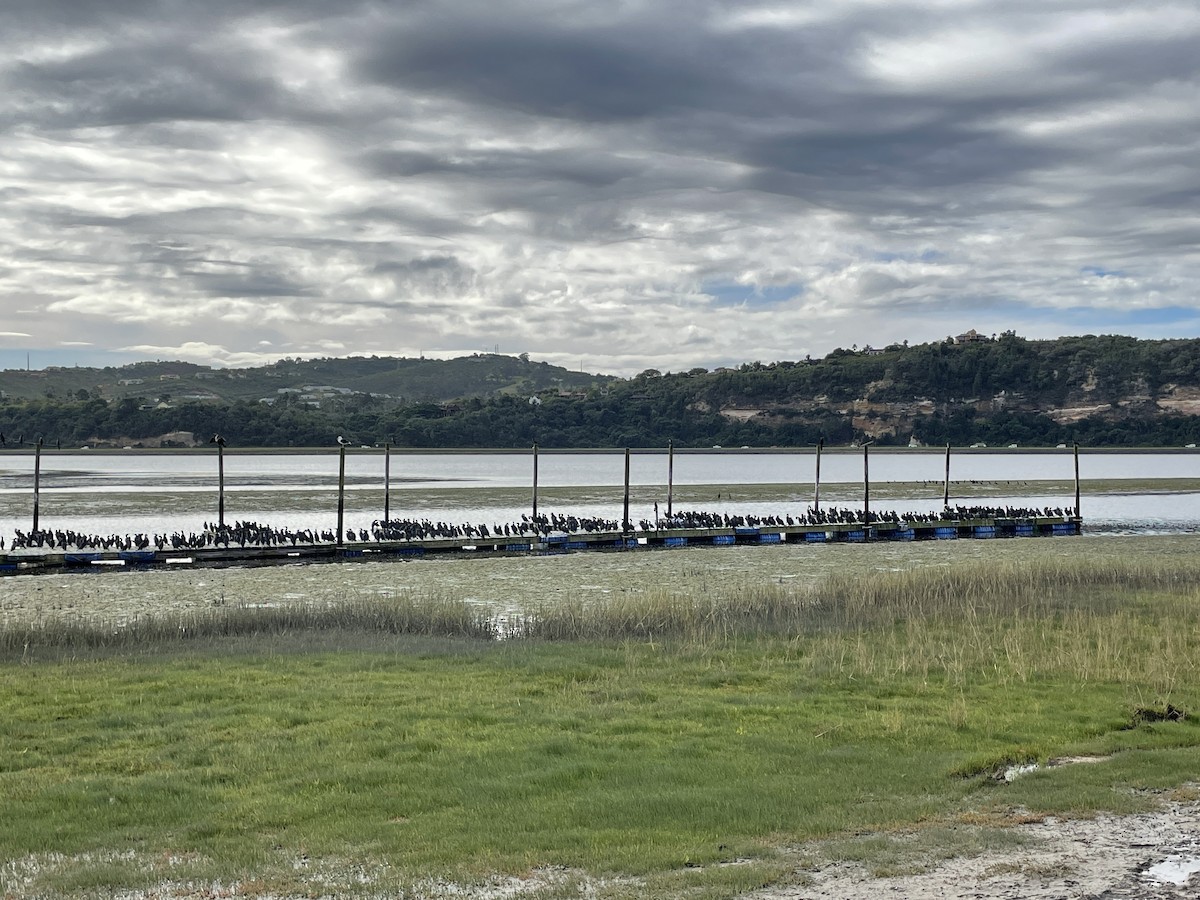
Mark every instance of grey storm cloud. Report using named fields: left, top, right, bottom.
left=356, top=12, right=762, bottom=122
left=0, top=0, right=1197, bottom=374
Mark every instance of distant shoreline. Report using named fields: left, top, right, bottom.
left=0, top=445, right=1194, bottom=456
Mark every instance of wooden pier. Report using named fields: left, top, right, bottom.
left=0, top=515, right=1082, bottom=577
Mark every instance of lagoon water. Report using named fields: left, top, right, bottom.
left=0, top=449, right=1198, bottom=542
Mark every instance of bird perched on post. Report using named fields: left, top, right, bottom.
left=336, top=435, right=351, bottom=446
left=210, top=434, right=226, bottom=447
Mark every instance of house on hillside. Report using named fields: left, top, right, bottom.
left=954, top=329, right=990, bottom=344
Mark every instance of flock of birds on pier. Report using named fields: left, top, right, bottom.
left=0, top=504, right=1072, bottom=553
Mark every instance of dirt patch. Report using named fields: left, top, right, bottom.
left=13, top=798, right=1199, bottom=898
left=748, top=795, right=1200, bottom=899
left=720, top=407, right=767, bottom=420
left=1048, top=403, right=1112, bottom=424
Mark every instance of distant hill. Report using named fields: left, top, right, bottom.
left=3, top=335, right=1200, bottom=448
left=663, top=331, right=1200, bottom=447
left=0, top=353, right=612, bottom=405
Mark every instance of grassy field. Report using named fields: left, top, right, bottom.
left=3, top=539, right=1200, bottom=898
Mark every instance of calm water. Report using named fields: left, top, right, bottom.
left=1, top=449, right=1197, bottom=540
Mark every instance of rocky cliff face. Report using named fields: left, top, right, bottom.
left=715, top=367, right=1200, bottom=443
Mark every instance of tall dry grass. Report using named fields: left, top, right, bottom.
left=515, top=555, right=1200, bottom=638
left=800, top=556, right=1200, bottom=694
left=7, top=555, right=1200, bottom=698
left=815, top=555, right=1196, bottom=625
left=1, top=594, right=497, bottom=653
left=512, top=555, right=1200, bottom=696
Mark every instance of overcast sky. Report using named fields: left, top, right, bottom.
left=2, top=0, right=1198, bottom=376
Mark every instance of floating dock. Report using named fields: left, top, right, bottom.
left=0, top=515, right=1081, bottom=576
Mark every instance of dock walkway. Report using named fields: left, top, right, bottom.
left=0, top=515, right=1081, bottom=576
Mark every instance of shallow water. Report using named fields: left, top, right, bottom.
left=2, top=449, right=1197, bottom=540
left=3, top=451, right=1199, bottom=627
left=1145, top=856, right=1200, bottom=886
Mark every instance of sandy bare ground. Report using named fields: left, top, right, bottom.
left=749, top=796, right=1200, bottom=900
left=6, top=798, right=1199, bottom=899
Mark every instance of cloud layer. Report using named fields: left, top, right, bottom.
left=2, top=0, right=1198, bottom=374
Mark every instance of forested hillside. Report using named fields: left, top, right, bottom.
left=0, top=353, right=610, bottom=404
left=3, top=333, right=1200, bottom=448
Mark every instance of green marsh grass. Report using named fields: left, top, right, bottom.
left=3, top=546, right=1200, bottom=898
left=2, top=592, right=497, bottom=654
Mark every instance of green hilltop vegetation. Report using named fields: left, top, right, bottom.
left=0, top=352, right=609, bottom=405
left=3, top=332, right=1200, bottom=448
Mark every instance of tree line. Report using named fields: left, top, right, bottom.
left=3, top=333, right=1200, bottom=448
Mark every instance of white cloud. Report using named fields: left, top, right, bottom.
left=0, top=0, right=1196, bottom=376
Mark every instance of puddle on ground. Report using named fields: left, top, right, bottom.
left=1002, top=756, right=1109, bottom=782
left=1002, top=763, right=1039, bottom=782
left=1145, top=855, right=1200, bottom=886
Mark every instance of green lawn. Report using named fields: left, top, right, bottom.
left=4, top=554, right=1200, bottom=898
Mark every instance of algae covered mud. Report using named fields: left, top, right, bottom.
left=0, top=531, right=1193, bottom=632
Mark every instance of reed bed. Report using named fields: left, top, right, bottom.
left=8, top=554, right=1200, bottom=677
left=1, top=594, right=497, bottom=653
left=816, top=554, right=1200, bottom=625
left=516, top=555, right=1200, bottom=638
left=512, top=582, right=813, bottom=641
left=795, top=556, right=1200, bottom=698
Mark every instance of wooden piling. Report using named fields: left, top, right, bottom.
left=336, top=444, right=346, bottom=546
left=1074, top=442, right=1081, bottom=517
left=217, top=440, right=225, bottom=529
left=32, top=437, right=43, bottom=533
left=943, top=442, right=951, bottom=509
left=813, top=438, right=823, bottom=511
left=622, top=447, right=631, bottom=534
left=862, top=441, right=872, bottom=524
left=384, top=442, right=391, bottom=523
left=209, top=434, right=227, bottom=529
left=666, top=439, right=674, bottom=518
left=532, top=442, right=539, bottom=519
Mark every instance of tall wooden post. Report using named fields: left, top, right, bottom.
left=336, top=444, right=346, bottom=545
left=532, top=442, right=539, bottom=520
left=813, top=438, right=823, bottom=512
left=384, top=441, right=391, bottom=523
left=622, top=447, right=631, bottom=534
left=217, top=440, right=225, bottom=529
left=31, top=437, right=43, bottom=533
left=209, top=434, right=226, bottom=529
left=943, top=442, right=951, bottom=510
left=862, top=441, right=871, bottom=524
left=1073, top=442, right=1081, bottom=518
left=666, top=439, right=674, bottom=518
